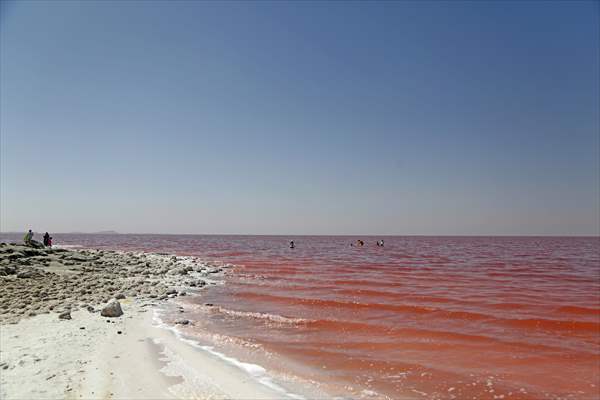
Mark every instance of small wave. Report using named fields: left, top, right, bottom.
left=305, top=319, right=599, bottom=354
left=235, top=291, right=600, bottom=333
left=499, top=316, right=600, bottom=332
left=234, top=291, right=490, bottom=318
left=556, top=305, right=600, bottom=316
left=200, top=345, right=305, bottom=400
left=152, top=309, right=306, bottom=399
left=212, top=306, right=314, bottom=325
left=52, top=244, right=83, bottom=249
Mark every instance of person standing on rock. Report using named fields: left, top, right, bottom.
left=23, top=230, right=33, bottom=245
left=43, top=232, right=50, bottom=246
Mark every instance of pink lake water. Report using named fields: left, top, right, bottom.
left=2, top=234, right=599, bottom=399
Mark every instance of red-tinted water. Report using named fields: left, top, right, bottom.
left=3, top=234, right=599, bottom=399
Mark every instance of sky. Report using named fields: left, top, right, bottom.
left=1, top=0, right=598, bottom=235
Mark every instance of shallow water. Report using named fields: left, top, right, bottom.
left=2, top=234, right=599, bottom=399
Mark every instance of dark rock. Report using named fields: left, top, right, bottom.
left=117, top=331, right=122, bottom=334
left=175, top=319, right=190, bottom=325
left=115, top=293, right=126, bottom=299
left=67, top=255, right=91, bottom=262
left=27, top=240, right=45, bottom=249
left=21, top=248, right=46, bottom=257
left=17, top=269, right=43, bottom=279
left=58, top=311, right=71, bottom=320
left=6, top=252, right=25, bottom=260
left=0, top=265, right=17, bottom=276
left=189, top=279, right=205, bottom=288
left=100, top=300, right=123, bottom=317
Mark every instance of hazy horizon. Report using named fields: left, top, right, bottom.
left=1, top=230, right=598, bottom=238
left=1, top=1, right=599, bottom=236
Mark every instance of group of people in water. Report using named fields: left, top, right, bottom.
left=24, top=231, right=383, bottom=250
left=23, top=230, right=53, bottom=247
left=289, top=239, right=384, bottom=248
left=351, top=239, right=384, bottom=247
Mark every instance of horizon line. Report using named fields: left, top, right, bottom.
left=1, top=231, right=599, bottom=238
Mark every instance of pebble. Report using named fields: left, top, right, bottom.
left=58, top=311, right=71, bottom=320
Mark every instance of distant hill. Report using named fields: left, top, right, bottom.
left=55, top=231, right=121, bottom=235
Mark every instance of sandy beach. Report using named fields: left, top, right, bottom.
left=0, top=243, right=300, bottom=400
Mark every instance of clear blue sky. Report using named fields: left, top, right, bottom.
left=1, top=0, right=598, bottom=235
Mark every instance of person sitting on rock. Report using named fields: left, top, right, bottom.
left=43, top=232, right=50, bottom=246
left=23, top=230, right=33, bottom=245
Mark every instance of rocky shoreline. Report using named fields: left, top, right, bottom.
left=0, top=242, right=325, bottom=400
left=0, top=242, right=228, bottom=324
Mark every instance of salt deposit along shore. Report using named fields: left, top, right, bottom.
left=0, top=243, right=304, bottom=400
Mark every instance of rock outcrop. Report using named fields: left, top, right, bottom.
left=0, top=243, right=231, bottom=324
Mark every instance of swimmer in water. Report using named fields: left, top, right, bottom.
left=290, top=240, right=295, bottom=249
